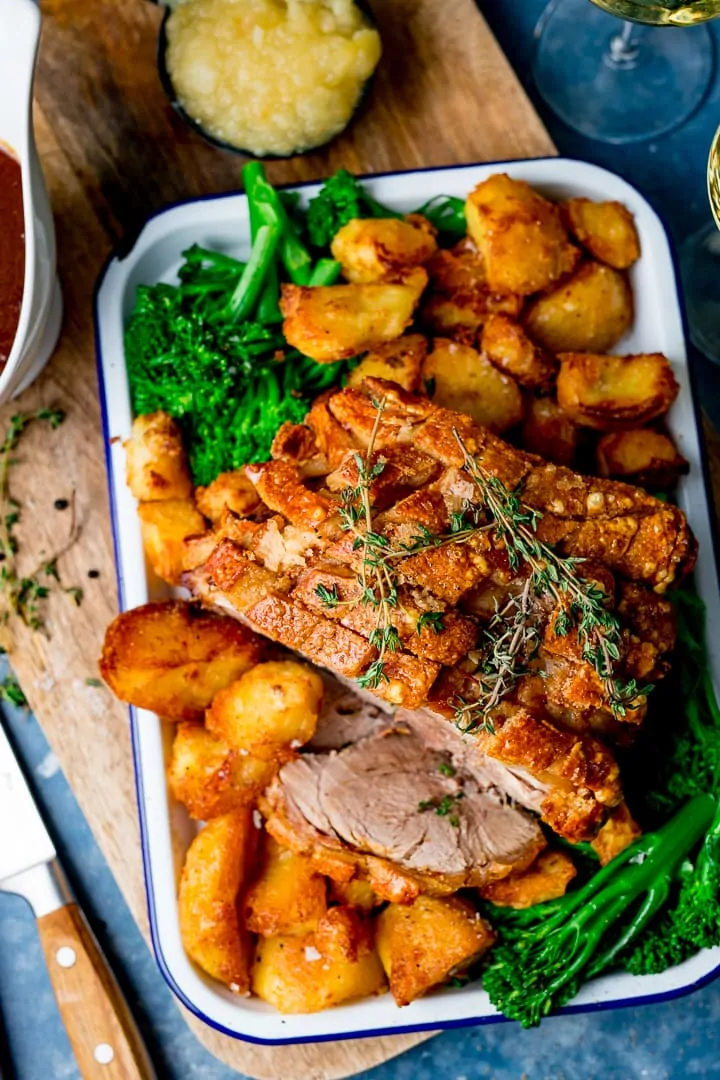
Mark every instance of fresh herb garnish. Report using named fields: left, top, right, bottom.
left=454, top=430, right=652, bottom=723
left=417, top=611, right=445, bottom=635
left=418, top=791, right=464, bottom=823
left=0, top=410, right=82, bottom=640
left=0, top=676, right=26, bottom=708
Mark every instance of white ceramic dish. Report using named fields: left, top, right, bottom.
left=0, top=0, right=62, bottom=401
left=95, top=158, right=720, bottom=1044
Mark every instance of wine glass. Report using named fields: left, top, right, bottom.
left=533, top=0, right=717, bottom=144
left=681, top=126, right=720, bottom=362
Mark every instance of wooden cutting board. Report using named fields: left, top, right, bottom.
left=4, top=2, right=557, bottom=1076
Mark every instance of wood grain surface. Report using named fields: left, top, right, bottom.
left=2, top=1, right=576, bottom=1077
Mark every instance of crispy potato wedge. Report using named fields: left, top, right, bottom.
left=206, top=659, right=324, bottom=758
left=596, top=428, right=688, bottom=489
left=195, top=470, right=262, bottom=524
left=564, top=198, right=640, bottom=270
left=420, top=244, right=524, bottom=341
left=557, top=352, right=679, bottom=430
left=138, top=499, right=206, bottom=585
left=168, top=722, right=278, bottom=819
left=520, top=395, right=579, bottom=467
left=252, top=907, right=386, bottom=1013
left=465, top=173, right=579, bottom=295
left=478, top=850, right=577, bottom=908
left=423, top=339, right=524, bottom=434
left=590, top=802, right=642, bottom=866
left=124, top=411, right=193, bottom=502
left=178, top=810, right=257, bottom=992
left=524, top=261, right=633, bottom=354
left=346, top=333, right=428, bottom=393
left=100, top=600, right=263, bottom=721
left=328, top=877, right=380, bottom=911
left=281, top=271, right=427, bottom=363
left=375, top=895, right=495, bottom=1006
left=244, top=835, right=327, bottom=937
left=331, top=215, right=437, bottom=283
left=481, top=313, right=556, bottom=390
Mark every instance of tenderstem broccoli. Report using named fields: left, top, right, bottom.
left=482, top=793, right=717, bottom=1028
left=306, top=167, right=466, bottom=248
left=482, top=586, right=720, bottom=1026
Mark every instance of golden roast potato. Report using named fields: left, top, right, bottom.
left=100, top=600, right=263, bottom=721
left=124, top=411, right=193, bottom=502
left=331, top=215, right=437, bottom=283
left=524, top=261, right=633, bottom=354
left=252, top=906, right=386, bottom=1013
left=481, top=313, right=556, bottom=390
left=564, top=197, right=640, bottom=270
left=281, top=271, right=428, bottom=363
left=138, top=499, right=206, bottom=585
left=328, top=877, right=380, bottom=911
left=346, top=333, right=428, bottom=393
left=595, top=428, right=688, bottom=489
left=420, top=241, right=524, bottom=340
left=465, top=173, right=579, bottom=295
left=168, top=721, right=278, bottom=819
left=195, top=470, right=262, bottom=524
left=178, top=810, right=257, bottom=992
left=375, top=894, right=495, bottom=1006
left=479, top=850, right=577, bottom=909
left=556, top=352, right=679, bottom=430
left=423, top=338, right=524, bottom=434
left=206, top=659, right=324, bottom=758
left=520, top=395, right=578, bottom=467
left=244, top=835, right=327, bottom=937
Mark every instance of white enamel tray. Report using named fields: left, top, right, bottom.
left=94, top=158, right=720, bottom=1044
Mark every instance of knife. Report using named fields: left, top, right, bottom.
left=0, top=718, right=155, bottom=1079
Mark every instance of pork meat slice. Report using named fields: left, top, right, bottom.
left=262, top=711, right=546, bottom=901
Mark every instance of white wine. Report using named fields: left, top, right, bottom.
left=591, top=0, right=720, bottom=24
left=709, top=127, right=720, bottom=231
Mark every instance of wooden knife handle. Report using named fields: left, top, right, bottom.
left=37, top=903, right=155, bottom=1079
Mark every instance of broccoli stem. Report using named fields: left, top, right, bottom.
left=180, top=244, right=247, bottom=272
left=223, top=224, right=280, bottom=322
left=417, top=195, right=467, bottom=240
left=307, top=258, right=342, bottom=286
left=243, top=161, right=313, bottom=285
left=483, top=794, right=716, bottom=1027
left=244, top=162, right=283, bottom=324
left=257, top=259, right=283, bottom=324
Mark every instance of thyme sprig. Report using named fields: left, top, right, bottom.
left=0, top=409, right=83, bottom=640
left=454, top=431, right=653, bottom=725
left=455, top=577, right=542, bottom=735
left=324, top=399, right=491, bottom=691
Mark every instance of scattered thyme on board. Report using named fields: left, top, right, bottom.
left=0, top=408, right=83, bottom=645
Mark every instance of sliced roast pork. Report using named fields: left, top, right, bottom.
left=185, top=378, right=688, bottom=843
left=262, top=709, right=546, bottom=902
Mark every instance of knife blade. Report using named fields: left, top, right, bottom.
left=0, top=717, right=155, bottom=1080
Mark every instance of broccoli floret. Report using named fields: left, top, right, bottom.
left=306, top=169, right=400, bottom=248
left=306, top=169, right=468, bottom=249
left=481, top=794, right=717, bottom=1028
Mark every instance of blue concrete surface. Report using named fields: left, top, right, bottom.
left=2, top=3, right=720, bottom=1077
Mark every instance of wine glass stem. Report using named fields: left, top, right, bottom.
left=607, top=20, right=640, bottom=69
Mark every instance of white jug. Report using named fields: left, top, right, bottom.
left=0, top=0, right=61, bottom=401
